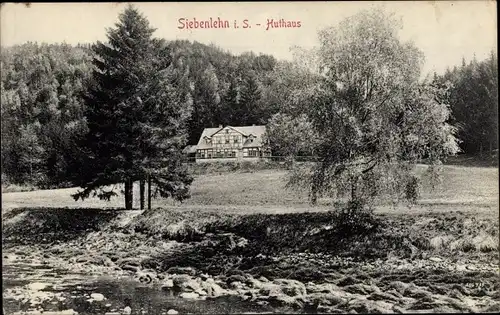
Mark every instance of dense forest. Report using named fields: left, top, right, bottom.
left=0, top=39, right=497, bottom=189
left=0, top=41, right=281, bottom=188
left=433, top=54, right=498, bottom=155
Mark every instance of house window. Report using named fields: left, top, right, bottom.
left=225, top=129, right=229, bottom=134
left=248, top=148, right=259, bottom=157
left=243, top=148, right=248, bottom=157
left=225, top=138, right=230, bottom=144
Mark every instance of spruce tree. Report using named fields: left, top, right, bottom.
left=72, top=6, right=193, bottom=209
left=239, top=73, right=262, bottom=125
left=222, top=78, right=240, bottom=126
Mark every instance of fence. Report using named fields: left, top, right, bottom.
left=183, top=155, right=321, bottom=164
left=182, top=155, right=466, bottom=166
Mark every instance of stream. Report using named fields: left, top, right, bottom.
left=2, top=262, right=280, bottom=315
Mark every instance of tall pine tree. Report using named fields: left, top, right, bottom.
left=222, top=77, right=240, bottom=126
left=239, top=72, right=262, bottom=125
left=72, top=6, right=192, bottom=209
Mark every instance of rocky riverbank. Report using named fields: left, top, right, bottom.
left=3, top=207, right=500, bottom=314
left=4, top=244, right=499, bottom=314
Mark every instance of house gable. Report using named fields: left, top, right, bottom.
left=209, top=126, right=248, bottom=138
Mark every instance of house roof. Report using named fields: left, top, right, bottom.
left=196, top=125, right=267, bottom=150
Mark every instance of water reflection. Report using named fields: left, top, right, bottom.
left=3, top=264, right=279, bottom=315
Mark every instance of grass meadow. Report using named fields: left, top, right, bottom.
left=2, top=162, right=498, bottom=214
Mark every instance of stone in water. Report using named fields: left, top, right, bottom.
left=28, top=282, right=49, bottom=291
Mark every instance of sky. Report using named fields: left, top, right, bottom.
left=1, top=1, right=497, bottom=77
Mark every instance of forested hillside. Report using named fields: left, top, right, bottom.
left=1, top=41, right=283, bottom=188
left=1, top=40, right=497, bottom=188
left=433, top=53, right=498, bottom=155
left=1, top=43, right=93, bottom=187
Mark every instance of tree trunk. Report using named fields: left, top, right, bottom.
left=311, top=191, right=318, bottom=206
left=350, top=176, right=358, bottom=202
left=310, top=162, right=328, bottom=206
left=129, top=179, right=134, bottom=209
left=310, top=177, right=319, bottom=206
left=124, top=179, right=133, bottom=210
left=285, top=155, right=295, bottom=170
left=124, top=181, right=129, bottom=210
left=147, top=175, right=152, bottom=210
left=140, top=180, right=145, bottom=210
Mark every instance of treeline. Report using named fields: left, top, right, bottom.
left=1, top=41, right=497, bottom=188
left=433, top=53, right=498, bottom=155
left=0, top=40, right=287, bottom=188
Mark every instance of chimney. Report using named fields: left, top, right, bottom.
left=218, top=124, right=223, bottom=128
left=252, top=124, right=255, bottom=126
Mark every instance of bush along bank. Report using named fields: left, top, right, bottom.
left=186, top=160, right=287, bottom=176
left=2, top=204, right=499, bottom=313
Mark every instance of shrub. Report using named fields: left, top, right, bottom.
left=187, top=160, right=285, bottom=175
left=405, top=175, right=421, bottom=204
left=333, top=200, right=381, bottom=237
left=1, top=183, right=37, bottom=193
